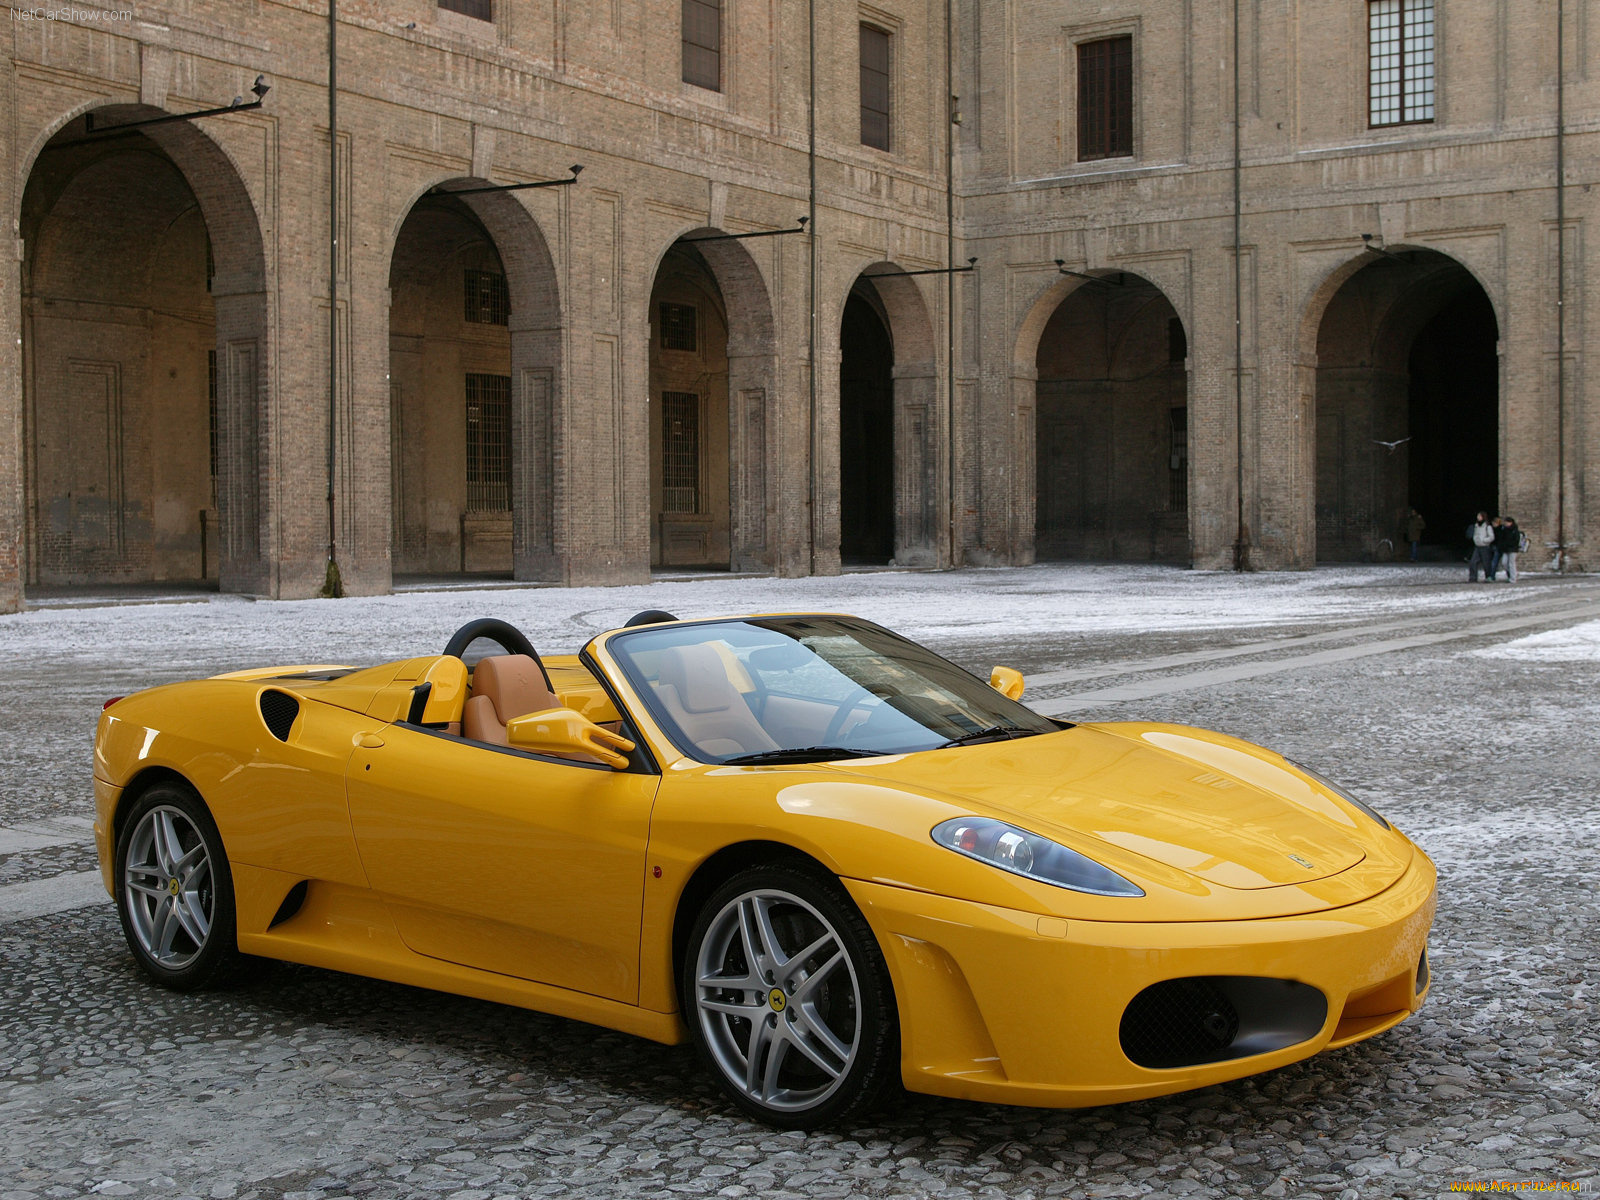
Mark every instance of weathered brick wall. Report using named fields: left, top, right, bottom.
left=0, top=0, right=1593, bottom=611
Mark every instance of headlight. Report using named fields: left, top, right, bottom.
left=931, top=817, right=1145, bottom=897
left=1291, top=761, right=1391, bottom=829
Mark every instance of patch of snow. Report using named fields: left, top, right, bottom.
left=0, top=563, right=1584, bottom=672
left=1471, top=618, right=1600, bottom=662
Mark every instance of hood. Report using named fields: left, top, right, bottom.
left=825, top=724, right=1374, bottom=891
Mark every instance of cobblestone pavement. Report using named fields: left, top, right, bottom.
left=1, top=567, right=1597, bottom=1199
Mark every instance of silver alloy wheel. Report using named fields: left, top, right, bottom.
left=693, top=888, right=861, bottom=1113
left=123, top=804, right=214, bottom=970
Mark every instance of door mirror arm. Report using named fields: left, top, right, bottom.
left=505, top=708, right=636, bottom=770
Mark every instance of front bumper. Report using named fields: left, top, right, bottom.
left=846, top=848, right=1436, bottom=1107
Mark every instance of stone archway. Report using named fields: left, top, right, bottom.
left=646, top=230, right=776, bottom=573
left=833, top=264, right=940, bottom=567
left=18, top=105, right=268, bottom=593
left=1023, top=271, right=1190, bottom=562
left=1307, top=250, right=1499, bottom=561
left=386, top=180, right=562, bottom=581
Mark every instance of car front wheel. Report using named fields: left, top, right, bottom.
left=682, top=864, right=898, bottom=1128
left=114, top=782, right=242, bottom=991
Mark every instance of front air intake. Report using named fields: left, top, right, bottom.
left=259, top=690, right=300, bottom=741
left=1120, top=976, right=1328, bottom=1069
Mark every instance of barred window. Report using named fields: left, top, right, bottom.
left=659, top=302, right=698, bottom=352
left=683, top=0, right=722, bottom=91
left=1369, top=0, right=1434, bottom=126
left=465, top=373, right=512, bottom=512
left=1078, top=36, right=1133, bottom=160
left=1168, top=407, right=1188, bottom=512
left=439, top=0, right=492, bottom=20
left=662, top=391, right=701, bottom=514
left=860, top=25, right=891, bottom=151
left=465, top=269, right=509, bottom=325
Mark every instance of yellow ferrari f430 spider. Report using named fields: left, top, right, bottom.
left=93, top=612, right=1435, bottom=1127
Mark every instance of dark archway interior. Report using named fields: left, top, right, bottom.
left=1034, top=278, right=1189, bottom=562
left=1408, top=288, right=1499, bottom=551
left=839, top=289, right=895, bottom=564
left=389, top=194, right=512, bottom=576
left=21, top=126, right=215, bottom=587
left=1315, top=254, right=1498, bottom=561
left=649, top=242, right=731, bottom=569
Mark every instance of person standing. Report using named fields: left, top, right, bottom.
left=1467, top=512, right=1496, bottom=582
left=1495, top=516, right=1521, bottom=582
left=1489, top=516, right=1505, bottom=579
left=1406, top=508, right=1426, bottom=561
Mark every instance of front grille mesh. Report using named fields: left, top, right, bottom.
left=259, top=690, right=300, bottom=741
left=1120, top=978, right=1241, bottom=1069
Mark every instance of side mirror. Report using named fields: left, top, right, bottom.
left=989, top=666, right=1025, bottom=701
left=506, top=708, right=636, bottom=770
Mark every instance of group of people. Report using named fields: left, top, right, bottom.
left=1466, top=512, right=1525, bottom=582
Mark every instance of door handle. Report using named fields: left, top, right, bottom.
left=356, top=732, right=385, bottom=749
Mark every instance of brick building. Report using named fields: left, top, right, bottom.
left=1, top=0, right=1592, bottom=609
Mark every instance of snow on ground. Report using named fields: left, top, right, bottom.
left=1473, top=617, right=1600, bottom=661
left=0, top=563, right=1568, bottom=670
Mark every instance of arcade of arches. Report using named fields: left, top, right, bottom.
left=1033, top=276, right=1190, bottom=564
left=4, top=121, right=1543, bottom=596
left=1313, top=252, right=1500, bottom=561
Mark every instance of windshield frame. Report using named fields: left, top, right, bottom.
left=596, top=613, right=1064, bottom=766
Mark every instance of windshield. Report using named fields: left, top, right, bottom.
left=606, top=615, right=1062, bottom=764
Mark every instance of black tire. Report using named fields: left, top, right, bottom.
left=113, top=781, right=244, bottom=991
left=680, top=863, right=899, bottom=1129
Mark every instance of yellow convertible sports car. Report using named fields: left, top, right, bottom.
left=93, top=612, right=1435, bottom=1127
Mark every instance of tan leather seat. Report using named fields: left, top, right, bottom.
left=654, top=644, right=779, bottom=759
left=462, top=654, right=558, bottom=745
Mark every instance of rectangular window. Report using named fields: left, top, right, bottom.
left=465, top=373, right=512, bottom=513
left=438, top=0, right=493, bottom=19
left=659, top=302, right=699, bottom=352
left=465, top=269, right=509, bottom=325
left=1077, top=35, right=1134, bottom=161
left=661, top=391, right=701, bottom=514
left=207, top=349, right=218, bottom=507
left=860, top=24, right=891, bottom=151
left=683, top=0, right=722, bottom=91
left=1369, top=0, right=1434, bottom=126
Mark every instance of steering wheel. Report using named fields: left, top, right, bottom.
left=822, top=685, right=883, bottom=743
left=442, top=618, right=553, bottom=690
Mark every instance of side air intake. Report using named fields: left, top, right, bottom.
left=259, top=690, right=300, bottom=741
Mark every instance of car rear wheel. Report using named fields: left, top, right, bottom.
left=115, top=782, right=242, bottom=991
left=682, top=864, right=898, bottom=1128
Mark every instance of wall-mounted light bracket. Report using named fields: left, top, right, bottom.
left=683, top=217, right=809, bottom=243
left=1360, top=233, right=1402, bottom=259
left=431, top=165, right=584, bottom=197
left=83, top=77, right=270, bottom=134
left=872, top=257, right=977, bottom=278
left=1055, top=260, right=1127, bottom=287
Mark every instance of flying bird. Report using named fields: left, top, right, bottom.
left=1373, top=437, right=1412, bottom=452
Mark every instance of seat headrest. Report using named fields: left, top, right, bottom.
left=658, top=644, right=742, bottom=714
left=471, top=654, right=556, bottom=723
